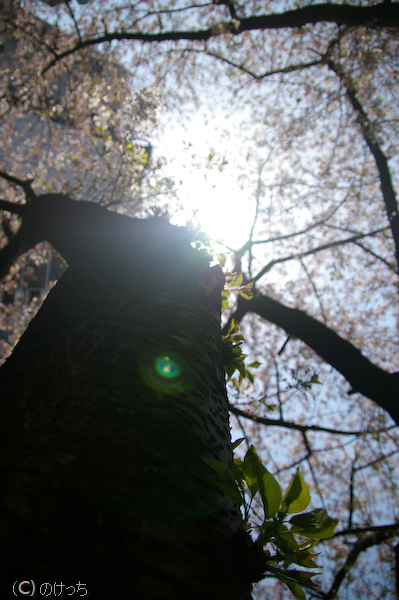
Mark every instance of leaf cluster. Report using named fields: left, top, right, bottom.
left=222, top=317, right=260, bottom=384
left=220, top=266, right=259, bottom=385
left=220, top=265, right=254, bottom=312
left=204, top=440, right=338, bottom=599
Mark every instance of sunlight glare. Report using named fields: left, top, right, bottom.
left=178, top=169, right=255, bottom=247
left=154, top=113, right=256, bottom=249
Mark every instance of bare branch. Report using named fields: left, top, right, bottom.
left=299, top=256, right=328, bottom=323
left=237, top=193, right=353, bottom=255
left=354, top=240, right=396, bottom=272
left=65, top=2, right=82, bottom=43
left=355, top=449, right=399, bottom=472
left=213, top=0, right=239, bottom=21
left=334, top=523, right=399, bottom=539
left=1, top=217, right=16, bottom=243
left=348, top=462, right=356, bottom=529
left=41, top=3, right=399, bottom=73
left=325, top=58, right=399, bottom=271
left=193, top=49, right=322, bottom=80
left=325, top=526, right=398, bottom=600
left=252, top=227, right=387, bottom=283
left=225, top=293, right=399, bottom=424
left=228, top=404, right=390, bottom=437
left=303, top=430, right=327, bottom=509
left=0, top=171, right=36, bottom=203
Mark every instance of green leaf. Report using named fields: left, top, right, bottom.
left=298, top=538, right=319, bottom=551
left=259, top=469, right=281, bottom=518
left=227, top=318, right=239, bottom=335
left=237, top=360, right=247, bottom=379
left=246, top=369, right=254, bottom=384
left=282, top=469, right=310, bottom=514
left=248, top=361, right=261, bottom=368
left=239, top=291, right=253, bottom=300
left=238, top=283, right=254, bottom=300
left=198, top=275, right=218, bottom=296
left=257, top=521, right=276, bottom=547
left=232, top=334, right=245, bottom=342
left=243, top=447, right=281, bottom=517
left=274, top=569, right=321, bottom=597
left=230, top=272, right=243, bottom=287
left=242, top=447, right=260, bottom=495
left=294, top=551, right=319, bottom=569
left=278, top=524, right=299, bottom=552
left=202, top=456, right=235, bottom=483
left=290, top=509, right=339, bottom=539
left=284, top=580, right=306, bottom=600
left=205, top=474, right=243, bottom=506
left=286, top=570, right=322, bottom=592
left=230, top=458, right=244, bottom=482
left=226, top=361, right=236, bottom=377
left=275, top=533, right=297, bottom=555
left=203, top=457, right=243, bottom=506
left=218, top=254, right=226, bottom=267
left=232, top=437, right=246, bottom=450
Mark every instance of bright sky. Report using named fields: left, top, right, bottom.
left=153, top=111, right=257, bottom=249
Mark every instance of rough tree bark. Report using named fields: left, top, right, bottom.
left=0, top=195, right=264, bottom=598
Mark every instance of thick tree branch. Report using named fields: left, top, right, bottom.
left=41, top=2, right=399, bottom=73
left=238, top=2, right=399, bottom=30
left=228, top=404, right=390, bottom=436
left=226, top=293, right=399, bottom=425
left=0, top=200, right=26, bottom=217
left=0, top=193, right=193, bottom=281
left=326, top=59, right=399, bottom=271
left=333, top=523, right=399, bottom=539
left=325, top=526, right=398, bottom=600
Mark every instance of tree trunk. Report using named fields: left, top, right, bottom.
left=0, top=219, right=262, bottom=598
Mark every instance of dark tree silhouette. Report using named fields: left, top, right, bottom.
left=0, top=189, right=264, bottom=598
left=1, top=1, right=399, bottom=597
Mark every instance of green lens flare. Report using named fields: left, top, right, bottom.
left=140, top=353, right=192, bottom=395
left=155, top=356, right=181, bottom=379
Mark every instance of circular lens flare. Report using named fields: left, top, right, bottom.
left=155, top=356, right=181, bottom=379
left=140, top=353, right=192, bottom=395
